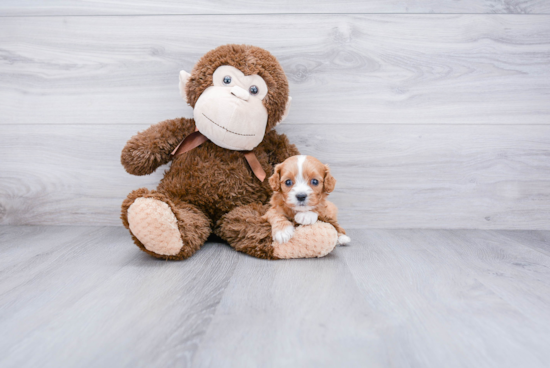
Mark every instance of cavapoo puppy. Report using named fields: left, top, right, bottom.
left=263, top=155, right=351, bottom=246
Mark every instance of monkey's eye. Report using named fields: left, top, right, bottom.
left=285, top=179, right=293, bottom=186
left=223, top=76, right=232, bottom=85
left=311, top=179, right=319, bottom=186
left=249, top=85, right=259, bottom=95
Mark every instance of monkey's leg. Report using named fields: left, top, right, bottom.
left=215, top=203, right=339, bottom=260
left=121, top=188, right=211, bottom=260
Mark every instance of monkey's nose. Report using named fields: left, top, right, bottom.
left=231, top=85, right=249, bottom=101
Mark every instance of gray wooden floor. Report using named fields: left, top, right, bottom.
left=1, top=226, right=550, bottom=367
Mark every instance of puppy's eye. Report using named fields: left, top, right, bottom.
left=223, top=76, right=232, bottom=84
left=249, top=85, right=258, bottom=95
left=311, top=179, right=319, bottom=186
left=285, top=179, right=293, bottom=186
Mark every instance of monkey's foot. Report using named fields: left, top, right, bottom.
left=128, top=198, right=184, bottom=256
left=272, top=222, right=338, bottom=259
left=121, top=189, right=211, bottom=260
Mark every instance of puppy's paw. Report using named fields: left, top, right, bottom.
left=337, top=234, right=351, bottom=246
left=294, top=211, right=318, bottom=225
left=273, top=225, right=295, bottom=244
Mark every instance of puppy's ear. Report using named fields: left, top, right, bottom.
left=269, top=164, right=282, bottom=191
left=323, top=164, right=336, bottom=193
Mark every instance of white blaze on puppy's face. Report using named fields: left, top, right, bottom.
left=288, top=155, right=314, bottom=210
left=192, top=65, right=269, bottom=151
left=276, top=155, right=334, bottom=212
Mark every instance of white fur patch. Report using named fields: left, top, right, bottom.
left=337, top=235, right=351, bottom=245
left=288, top=155, right=313, bottom=209
left=294, top=211, right=318, bottom=225
left=274, top=225, right=295, bottom=244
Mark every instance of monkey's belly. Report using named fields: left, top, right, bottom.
left=157, top=151, right=271, bottom=221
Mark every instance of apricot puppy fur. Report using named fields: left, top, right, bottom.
left=263, top=155, right=351, bottom=246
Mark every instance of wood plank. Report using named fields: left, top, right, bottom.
left=1, top=124, right=549, bottom=229
left=497, top=230, right=550, bottom=257
left=409, top=229, right=550, bottom=326
left=1, top=0, right=550, bottom=16
left=0, top=226, right=240, bottom=367
left=192, top=242, right=384, bottom=367
left=340, top=229, right=550, bottom=368
left=192, top=228, right=550, bottom=367
left=1, top=15, right=549, bottom=126
left=2, top=227, right=550, bottom=366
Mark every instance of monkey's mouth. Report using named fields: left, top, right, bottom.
left=202, top=113, right=255, bottom=137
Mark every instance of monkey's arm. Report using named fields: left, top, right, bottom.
left=262, top=130, right=300, bottom=166
left=121, top=117, right=195, bottom=176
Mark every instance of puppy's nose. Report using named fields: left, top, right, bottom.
left=231, top=85, right=249, bottom=101
left=296, top=193, right=307, bottom=202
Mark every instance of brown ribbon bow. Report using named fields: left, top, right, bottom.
left=171, top=129, right=266, bottom=182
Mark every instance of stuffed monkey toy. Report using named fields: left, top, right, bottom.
left=121, top=44, right=338, bottom=260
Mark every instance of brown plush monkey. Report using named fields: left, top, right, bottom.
left=121, top=44, right=338, bottom=260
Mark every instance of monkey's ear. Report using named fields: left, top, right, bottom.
left=179, top=70, right=191, bottom=101
left=269, top=164, right=282, bottom=191
left=277, top=96, right=292, bottom=126
left=323, top=164, right=336, bottom=193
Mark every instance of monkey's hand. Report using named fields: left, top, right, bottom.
left=121, top=117, right=195, bottom=176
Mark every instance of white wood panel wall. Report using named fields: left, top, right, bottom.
left=1, top=0, right=550, bottom=15
left=1, top=3, right=549, bottom=229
